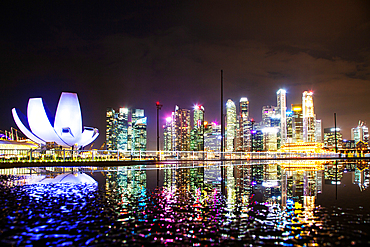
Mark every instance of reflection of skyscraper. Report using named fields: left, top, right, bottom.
left=277, top=89, right=287, bottom=145
left=226, top=99, right=237, bottom=151
left=302, top=91, right=316, bottom=142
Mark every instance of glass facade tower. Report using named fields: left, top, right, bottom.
left=302, top=91, right=316, bottom=142
left=226, top=99, right=237, bottom=152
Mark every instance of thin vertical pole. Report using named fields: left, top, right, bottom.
left=334, top=113, right=338, bottom=154
left=221, top=70, right=225, bottom=194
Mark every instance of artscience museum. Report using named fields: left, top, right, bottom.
left=12, top=92, right=99, bottom=148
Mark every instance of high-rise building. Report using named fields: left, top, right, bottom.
left=302, top=91, right=316, bottom=142
left=277, top=89, right=287, bottom=145
left=226, top=99, right=237, bottom=151
left=315, top=119, right=322, bottom=143
left=117, top=107, right=129, bottom=151
left=163, top=116, right=173, bottom=151
left=351, top=121, right=369, bottom=144
left=262, top=105, right=278, bottom=128
left=106, top=107, right=147, bottom=151
left=262, top=127, right=279, bottom=151
left=131, top=109, right=147, bottom=151
left=239, top=97, right=250, bottom=151
left=106, top=108, right=117, bottom=150
left=173, top=106, right=191, bottom=151
left=291, top=104, right=303, bottom=143
left=286, top=110, right=293, bottom=143
left=190, top=105, right=205, bottom=151
left=204, top=122, right=221, bottom=151
left=324, top=127, right=342, bottom=149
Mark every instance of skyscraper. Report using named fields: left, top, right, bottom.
left=190, top=105, right=205, bottom=151
left=315, top=119, right=322, bottom=143
left=163, top=116, right=173, bottom=151
left=239, top=97, right=250, bottom=151
left=291, top=104, right=303, bottom=143
left=302, top=91, right=316, bottom=142
left=106, top=107, right=147, bottom=151
left=117, top=107, right=129, bottom=151
left=204, top=122, right=221, bottom=151
left=261, top=105, right=278, bottom=128
left=174, top=106, right=191, bottom=151
left=277, top=89, right=287, bottom=145
left=226, top=99, right=237, bottom=151
left=106, top=108, right=117, bottom=150
left=131, top=109, right=147, bottom=151
left=351, top=120, right=369, bottom=144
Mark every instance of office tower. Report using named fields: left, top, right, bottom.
left=239, top=97, right=250, bottom=151
left=262, top=105, right=278, bottom=128
left=117, top=107, right=130, bottom=151
left=252, top=130, right=264, bottom=151
left=106, top=108, right=117, bottom=150
left=323, top=127, right=342, bottom=149
left=286, top=110, right=293, bottom=143
left=315, top=119, right=322, bottom=143
left=106, top=107, right=147, bottom=151
left=190, top=105, right=205, bottom=151
left=291, top=104, right=303, bottom=143
left=302, top=91, right=316, bottom=142
left=262, top=127, right=279, bottom=151
left=226, top=99, right=237, bottom=151
left=131, top=109, right=147, bottom=151
left=204, top=122, right=221, bottom=151
left=174, top=106, right=191, bottom=151
left=163, top=116, right=173, bottom=151
left=351, top=120, right=369, bottom=144
left=277, top=89, right=287, bottom=145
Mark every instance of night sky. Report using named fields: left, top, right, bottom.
left=1, top=1, right=369, bottom=149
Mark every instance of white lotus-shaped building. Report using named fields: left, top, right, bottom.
left=12, top=92, right=99, bottom=148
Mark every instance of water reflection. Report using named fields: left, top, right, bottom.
left=0, top=160, right=369, bottom=246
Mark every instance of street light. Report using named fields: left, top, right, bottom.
left=156, top=102, right=163, bottom=152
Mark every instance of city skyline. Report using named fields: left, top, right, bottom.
left=1, top=1, right=369, bottom=150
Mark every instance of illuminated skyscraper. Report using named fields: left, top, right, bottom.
left=117, top=107, right=129, bottom=151
left=163, top=116, right=173, bottom=151
left=351, top=120, right=369, bottom=144
left=226, top=99, right=237, bottom=151
left=106, top=107, right=147, bottom=151
left=174, top=106, right=191, bottom=151
left=277, top=89, right=287, bottom=145
left=302, top=91, right=316, bottom=142
left=324, top=127, right=342, bottom=149
left=106, top=108, right=117, bottom=150
left=286, top=110, right=293, bottom=142
left=190, top=105, right=205, bottom=151
left=262, top=105, right=278, bottom=128
left=239, top=97, right=250, bottom=151
left=315, top=119, right=322, bottom=143
left=204, top=122, right=221, bottom=151
left=291, top=104, right=303, bottom=143
left=131, top=109, right=147, bottom=151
